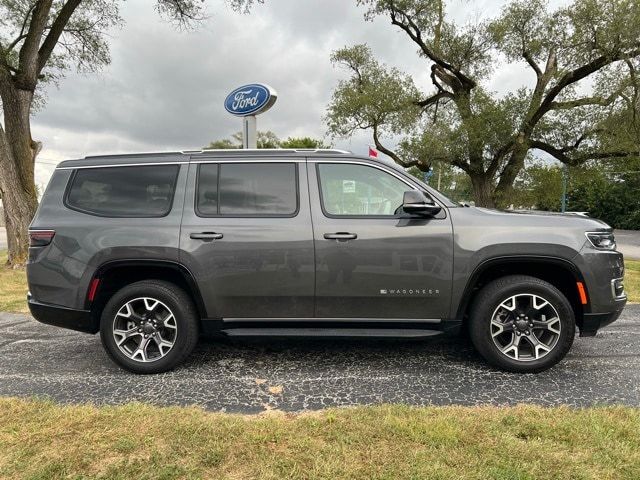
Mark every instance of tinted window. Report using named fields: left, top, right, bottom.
left=318, top=163, right=409, bottom=216
left=66, top=165, right=179, bottom=217
left=197, top=163, right=297, bottom=216
left=196, top=164, right=219, bottom=216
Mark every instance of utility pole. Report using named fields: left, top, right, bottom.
left=561, top=164, right=568, bottom=213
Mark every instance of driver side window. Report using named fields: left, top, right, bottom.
left=317, top=163, right=409, bottom=216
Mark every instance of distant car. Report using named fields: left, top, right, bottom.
left=27, top=149, right=627, bottom=374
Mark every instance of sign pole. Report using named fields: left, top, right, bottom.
left=243, top=116, right=257, bottom=149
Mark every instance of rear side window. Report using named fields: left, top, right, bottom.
left=66, top=165, right=180, bottom=217
left=197, top=163, right=298, bottom=216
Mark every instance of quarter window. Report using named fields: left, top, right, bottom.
left=197, top=163, right=298, bottom=216
left=66, top=165, right=179, bottom=217
left=317, top=163, right=409, bottom=216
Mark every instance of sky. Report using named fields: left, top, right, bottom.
left=25, top=0, right=560, bottom=191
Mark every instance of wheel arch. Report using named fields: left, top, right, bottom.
left=457, top=255, right=587, bottom=330
left=87, top=259, right=207, bottom=322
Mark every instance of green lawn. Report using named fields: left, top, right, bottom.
left=626, top=260, right=640, bottom=303
left=0, top=251, right=28, bottom=313
left=0, top=399, right=639, bottom=479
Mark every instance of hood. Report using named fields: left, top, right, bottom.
left=471, top=207, right=612, bottom=231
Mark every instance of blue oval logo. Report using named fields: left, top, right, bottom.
left=224, top=84, right=277, bottom=116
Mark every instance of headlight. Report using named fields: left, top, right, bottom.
left=585, top=232, right=616, bottom=250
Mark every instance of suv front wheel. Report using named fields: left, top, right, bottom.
left=100, top=280, right=199, bottom=374
left=469, top=275, right=575, bottom=373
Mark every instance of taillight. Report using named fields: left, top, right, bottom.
left=28, top=230, right=55, bottom=247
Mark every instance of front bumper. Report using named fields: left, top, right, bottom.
left=580, top=308, right=625, bottom=337
left=27, top=294, right=98, bottom=334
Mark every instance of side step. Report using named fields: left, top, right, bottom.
left=220, top=328, right=443, bottom=338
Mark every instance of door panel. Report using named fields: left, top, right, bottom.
left=179, top=159, right=315, bottom=319
left=309, top=160, right=453, bottom=319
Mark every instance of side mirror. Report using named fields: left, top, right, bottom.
left=402, top=191, right=442, bottom=217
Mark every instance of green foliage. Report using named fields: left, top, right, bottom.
left=328, top=0, right=640, bottom=207
left=327, top=44, right=420, bottom=139
left=512, top=162, right=565, bottom=211
left=508, top=158, right=640, bottom=229
left=567, top=159, right=640, bottom=229
left=206, top=131, right=327, bottom=149
left=279, top=136, right=329, bottom=149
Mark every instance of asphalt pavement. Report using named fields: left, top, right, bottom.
left=0, top=305, right=638, bottom=412
left=616, top=230, right=640, bottom=260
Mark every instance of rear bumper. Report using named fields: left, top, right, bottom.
left=579, top=308, right=625, bottom=337
left=27, top=294, right=98, bottom=334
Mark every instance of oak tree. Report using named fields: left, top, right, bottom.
left=326, top=0, right=640, bottom=207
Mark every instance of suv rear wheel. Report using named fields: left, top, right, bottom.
left=100, top=280, right=199, bottom=374
left=469, top=275, right=575, bottom=373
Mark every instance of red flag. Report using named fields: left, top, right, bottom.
left=368, top=146, right=378, bottom=158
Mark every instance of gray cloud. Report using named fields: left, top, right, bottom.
left=31, top=0, right=569, bottom=189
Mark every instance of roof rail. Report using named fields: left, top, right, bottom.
left=194, top=148, right=351, bottom=155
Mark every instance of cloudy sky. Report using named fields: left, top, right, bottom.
left=28, top=0, right=562, bottom=190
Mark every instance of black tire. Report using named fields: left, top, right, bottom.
left=100, top=280, right=199, bottom=374
left=469, top=275, right=575, bottom=373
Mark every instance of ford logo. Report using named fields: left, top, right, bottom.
left=224, top=84, right=278, bottom=117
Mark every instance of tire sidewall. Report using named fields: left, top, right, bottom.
left=470, top=278, right=575, bottom=372
left=100, top=282, right=197, bottom=374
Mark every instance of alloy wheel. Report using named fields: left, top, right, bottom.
left=490, top=293, right=561, bottom=362
left=112, top=297, right=178, bottom=363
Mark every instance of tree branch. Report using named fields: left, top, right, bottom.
left=528, top=48, right=640, bottom=127
left=523, top=51, right=542, bottom=78
left=7, top=3, right=37, bottom=53
left=414, top=90, right=452, bottom=108
left=372, top=123, right=410, bottom=166
left=17, top=0, right=53, bottom=86
left=531, top=139, right=637, bottom=165
left=550, top=93, right=619, bottom=110
left=388, top=4, right=476, bottom=90
left=37, top=0, right=83, bottom=75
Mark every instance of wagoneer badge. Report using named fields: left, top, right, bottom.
left=224, top=84, right=278, bottom=117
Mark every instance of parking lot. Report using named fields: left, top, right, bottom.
left=0, top=305, right=638, bottom=413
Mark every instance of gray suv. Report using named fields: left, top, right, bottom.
left=27, top=149, right=627, bottom=374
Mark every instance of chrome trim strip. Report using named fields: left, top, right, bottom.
left=222, top=317, right=442, bottom=323
left=611, top=277, right=627, bottom=300
left=191, top=159, right=305, bottom=164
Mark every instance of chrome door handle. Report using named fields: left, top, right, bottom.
left=323, top=232, right=357, bottom=241
left=190, top=232, right=223, bottom=241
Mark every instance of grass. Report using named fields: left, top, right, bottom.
left=0, top=398, right=639, bottom=479
left=0, top=251, right=28, bottom=313
left=626, top=260, right=640, bottom=303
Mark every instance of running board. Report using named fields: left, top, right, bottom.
left=220, top=328, right=443, bottom=338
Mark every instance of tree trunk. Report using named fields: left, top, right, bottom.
left=492, top=144, right=529, bottom=208
left=0, top=86, right=39, bottom=267
left=470, top=173, right=495, bottom=208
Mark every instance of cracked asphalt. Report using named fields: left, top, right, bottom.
left=1, top=306, right=638, bottom=413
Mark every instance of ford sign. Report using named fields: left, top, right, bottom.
left=224, top=84, right=277, bottom=117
